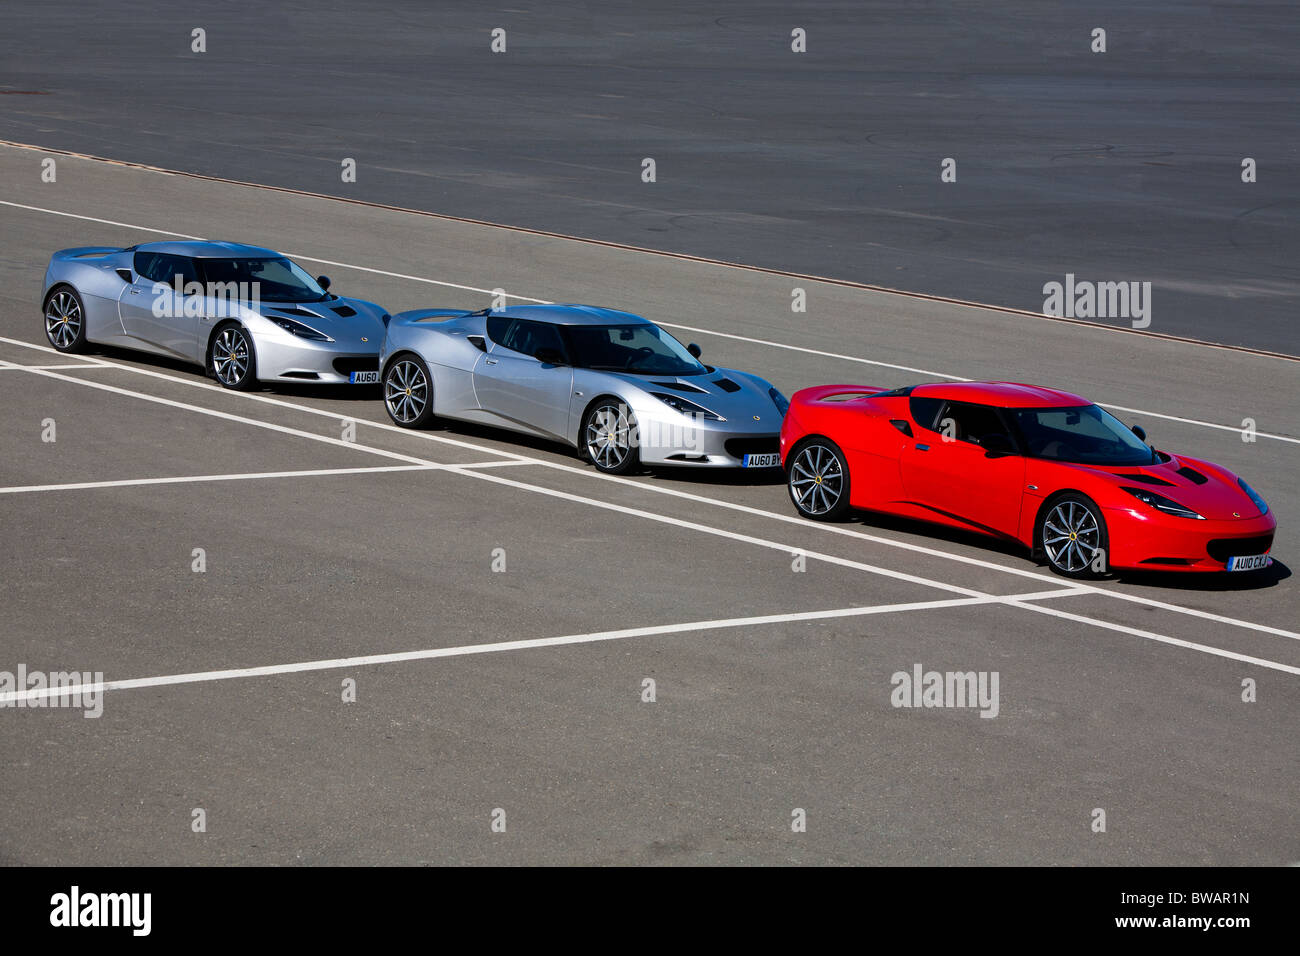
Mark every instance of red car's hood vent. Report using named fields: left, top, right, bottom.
left=1116, top=473, right=1175, bottom=486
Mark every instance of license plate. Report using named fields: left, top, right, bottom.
left=349, top=370, right=379, bottom=384
left=743, top=453, right=781, bottom=468
left=1226, top=553, right=1270, bottom=572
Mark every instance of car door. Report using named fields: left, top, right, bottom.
left=473, top=317, right=574, bottom=440
left=899, top=398, right=1026, bottom=537
left=118, top=252, right=202, bottom=360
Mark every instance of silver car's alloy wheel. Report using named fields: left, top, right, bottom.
left=1042, top=500, right=1101, bottom=574
left=45, top=291, right=82, bottom=350
left=212, top=327, right=252, bottom=387
left=585, top=403, right=633, bottom=470
left=790, top=444, right=844, bottom=516
left=385, top=360, right=429, bottom=424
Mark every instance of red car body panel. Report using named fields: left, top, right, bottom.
left=780, top=382, right=1277, bottom=572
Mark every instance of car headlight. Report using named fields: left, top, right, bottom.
left=650, top=392, right=725, bottom=422
left=1237, top=478, right=1269, bottom=516
left=1121, top=487, right=1204, bottom=519
left=769, top=386, right=790, bottom=416
left=268, top=315, right=331, bottom=341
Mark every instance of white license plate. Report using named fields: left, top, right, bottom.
left=743, top=453, right=781, bottom=468
left=1226, top=553, right=1270, bottom=572
left=349, top=370, right=380, bottom=384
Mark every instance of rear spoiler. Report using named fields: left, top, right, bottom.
left=52, top=246, right=124, bottom=261
left=791, top=384, right=892, bottom=406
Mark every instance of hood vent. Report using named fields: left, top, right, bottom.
left=652, top=381, right=709, bottom=394
left=268, top=306, right=319, bottom=318
left=1176, top=466, right=1208, bottom=485
left=1117, top=473, right=1175, bottom=486
left=331, top=305, right=357, bottom=317
left=713, top=378, right=741, bottom=393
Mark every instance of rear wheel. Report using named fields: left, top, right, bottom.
left=581, top=399, right=639, bottom=475
left=787, top=438, right=852, bottom=521
left=383, top=354, right=435, bottom=428
left=1039, top=493, right=1109, bottom=578
left=44, top=286, right=88, bottom=353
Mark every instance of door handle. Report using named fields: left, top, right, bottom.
left=484, top=358, right=498, bottom=365
left=129, top=288, right=141, bottom=295
left=915, top=443, right=930, bottom=451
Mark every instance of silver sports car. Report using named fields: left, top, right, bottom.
left=379, top=304, right=789, bottom=474
left=41, top=240, right=390, bottom=389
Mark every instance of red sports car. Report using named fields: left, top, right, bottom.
left=779, top=382, right=1276, bottom=578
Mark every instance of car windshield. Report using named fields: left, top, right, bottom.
left=197, top=257, right=328, bottom=303
left=561, top=323, right=706, bottom=376
left=1009, top=404, right=1154, bottom=465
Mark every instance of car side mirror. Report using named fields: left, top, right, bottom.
left=687, top=343, right=702, bottom=358
left=316, top=275, right=331, bottom=291
left=115, top=268, right=133, bottom=283
left=1131, top=424, right=1146, bottom=442
left=981, top=433, right=1016, bottom=457
left=534, top=347, right=566, bottom=365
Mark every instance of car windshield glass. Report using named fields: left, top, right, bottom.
left=197, top=257, right=327, bottom=303
left=1010, top=404, right=1154, bottom=465
left=561, top=323, right=706, bottom=375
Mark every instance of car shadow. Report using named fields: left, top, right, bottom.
left=1113, top=559, right=1291, bottom=591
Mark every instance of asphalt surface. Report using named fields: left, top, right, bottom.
left=2, top=1, right=1298, bottom=352
left=0, top=145, right=1296, bottom=865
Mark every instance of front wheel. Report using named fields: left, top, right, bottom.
left=208, top=323, right=258, bottom=390
left=1038, top=493, right=1110, bottom=578
left=44, top=286, right=89, bottom=353
left=787, top=438, right=852, bottom=521
left=383, top=354, right=435, bottom=428
left=581, top=400, right=639, bottom=475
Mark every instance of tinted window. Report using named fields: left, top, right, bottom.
left=196, top=257, right=326, bottom=303
left=500, top=319, right=565, bottom=358
left=134, top=252, right=199, bottom=285
left=938, top=401, right=1010, bottom=446
left=486, top=315, right=513, bottom=346
left=561, top=323, right=705, bottom=376
left=1010, top=404, right=1153, bottom=465
left=909, top=396, right=944, bottom=431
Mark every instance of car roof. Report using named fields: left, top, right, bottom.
left=133, top=240, right=282, bottom=258
left=911, top=381, right=1090, bottom=408
left=489, top=304, right=652, bottom=327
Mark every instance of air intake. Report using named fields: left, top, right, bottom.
left=713, top=378, right=741, bottom=393
left=1116, top=473, right=1175, bottom=486
left=332, top=305, right=357, bottom=317
left=1176, top=466, right=1208, bottom=485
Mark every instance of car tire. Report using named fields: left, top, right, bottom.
left=383, top=353, right=436, bottom=428
left=581, top=399, right=640, bottom=475
left=1038, top=492, right=1110, bottom=578
left=43, top=285, right=89, bottom=353
left=787, top=437, right=852, bottom=521
left=207, top=322, right=258, bottom=391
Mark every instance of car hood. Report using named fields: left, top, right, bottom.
left=1064, top=452, right=1263, bottom=520
left=601, top=366, right=782, bottom=427
left=257, top=296, right=387, bottom=350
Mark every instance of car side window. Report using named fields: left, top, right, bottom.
left=937, top=401, right=1009, bottom=446
left=486, top=315, right=514, bottom=347
left=500, top=320, right=565, bottom=359
left=133, top=252, right=199, bottom=286
left=909, top=396, right=944, bottom=432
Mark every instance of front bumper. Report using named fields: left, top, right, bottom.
left=1105, top=506, right=1277, bottom=572
left=253, top=334, right=380, bottom=385
left=635, top=415, right=781, bottom=468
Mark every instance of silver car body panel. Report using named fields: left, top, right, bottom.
left=381, top=304, right=785, bottom=467
left=42, top=242, right=388, bottom=384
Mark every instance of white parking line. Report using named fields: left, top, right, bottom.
left=3, top=198, right=1296, bottom=445
left=0, top=362, right=107, bottom=370
left=0, top=590, right=1085, bottom=705
left=0, top=461, right=528, bottom=496
left=2, top=336, right=1295, bottom=645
